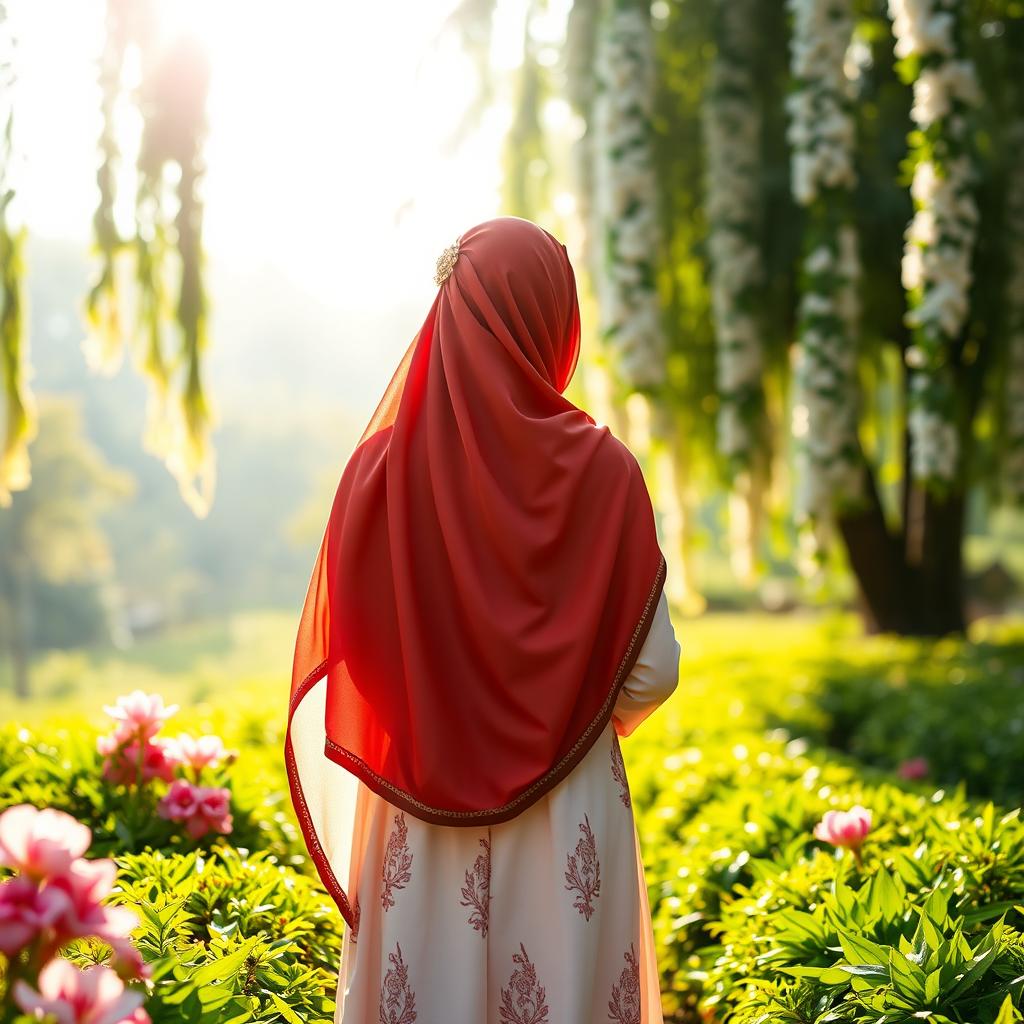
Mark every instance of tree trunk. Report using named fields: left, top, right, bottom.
left=837, top=462, right=912, bottom=634
left=838, top=463, right=966, bottom=637
left=904, top=483, right=966, bottom=635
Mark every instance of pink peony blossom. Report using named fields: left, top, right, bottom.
left=0, top=876, right=71, bottom=955
left=100, top=738, right=181, bottom=787
left=189, top=787, right=233, bottom=839
left=45, top=858, right=138, bottom=949
left=814, top=806, right=872, bottom=859
left=157, top=781, right=232, bottom=839
left=101, top=691, right=178, bottom=743
left=166, top=733, right=235, bottom=775
left=14, top=958, right=149, bottom=1024
left=157, top=779, right=201, bottom=820
left=0, top=805, right=92, bottom=880
left=897, top=756, right=930, bottom=781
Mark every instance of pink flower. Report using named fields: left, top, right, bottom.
left=196, top=787, right=230, bottom=820
left=166, top=734, right=234, bottom=775
left=157, top=779, right=201, bottom=821
left=188, top=787, right=233, bottom=839
left=157, top=782, right=232, bottom=839
left=814, top=806, right=872, bottom=858
left=0, top=876, right=71, bottom=955
left=100, top=738, right=180, bottom=787
left=101, top=691, right=178, bottom=743
left=0, top=805, right=92, bottom=880
left=45, top=858, right=138, bottom=949
left=897, top=756, right=930, bottom=781
left=14, top=958, right=149, bottom=1024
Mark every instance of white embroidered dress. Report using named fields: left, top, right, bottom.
left=288, top=591, right=679, bottom=1023
left=321, top=591, right=680, bottom=1023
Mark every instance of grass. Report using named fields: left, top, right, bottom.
left=0, top=611, right=295, bottom=731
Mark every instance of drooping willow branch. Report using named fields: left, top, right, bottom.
left=0, top=0, right=33, bottom=508
left=85, top=0, right=214, bottom=516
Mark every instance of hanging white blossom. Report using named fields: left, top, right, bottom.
left=703, top=0, right=765, bottom=467
left=591, top=0, right=665, bottom=391
left=1003, top=120, right=1024, bottom=500
left=786, top=0, right=864, bottom=540
left=890, top=0, right=981, bottom=485
left=786, top=0, right=858, bottom=206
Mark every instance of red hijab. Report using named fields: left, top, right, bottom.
left=288, top=215, right=665, bottom=842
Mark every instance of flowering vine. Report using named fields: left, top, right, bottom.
left=890, top=0, right=981, bottom=487
left=703, top=0, right=767, bottom=475
left=786, top=0, right=865, bottom=551
left=592, top=0, right=665, bottom=392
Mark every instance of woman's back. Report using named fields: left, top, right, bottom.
left=336, top=591, right=679, bottom=1023
left=284, top=217, right=681, bottom=1022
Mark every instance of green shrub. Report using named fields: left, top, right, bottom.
left=697, top=803, right=1024, bottom=1022
left=810, top=626, right=1024, bottom=804
left=64, top=847, right=344, bottom=1024
left=623, top=614, right=1024, bottom=1021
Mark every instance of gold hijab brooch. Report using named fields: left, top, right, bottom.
left=433, top=241, right=461, bottom=287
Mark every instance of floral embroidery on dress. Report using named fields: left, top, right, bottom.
left=608, top=943, right=641, bottom=1024
left=381, top=811, right=413, bottom=911
left=564, top=813, right=601, bottom=921
left=350, top=894, right=361, bottom=944
left=379, top=941, right=417, bottom=1024
left=499, top=943, right=549, bottom=1024
left=459, top=835, right=491, bottom=937
left=610, top=733, right=631, bottom=808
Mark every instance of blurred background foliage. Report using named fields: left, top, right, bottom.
left=0, top=0, right=1022, bottom=696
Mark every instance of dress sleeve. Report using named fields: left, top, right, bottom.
left=611, top=589, right=680, bottom=738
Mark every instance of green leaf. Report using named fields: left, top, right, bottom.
left=268, top=993, right=304, bottom=1024
left=871, top=869, right=905, bottom=921
left=191, top=936, right=261, bottom=987
left=778, top=909, right=829, bottom=944
left=838, top=930, right=889, bottom=967
left=839, top=964, right=890, bottom=983
left=994, top=993, right=1022, bottom=1024
left=888, top=948, right=928, bottom=1001
left=961, top=901, right=1020, bottom=926
left=923, top=887, right=950, bottom=927
left=778, top=965, right=851, bottom=985
left=945, top=945, right=997, bottom=1001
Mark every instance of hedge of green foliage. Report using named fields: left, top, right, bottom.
left=4, top=846, right=340, bottom=1024
left=3, top=612, right=1024, bottom=1023
left=625, top=615, right=1024, bottom=1022
left=809, top=620, right=1024, bottom=805
left=85, top=847, right=340, bottom=1024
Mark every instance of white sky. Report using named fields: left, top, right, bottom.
left=9, top=0, right=529, bottom=312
